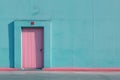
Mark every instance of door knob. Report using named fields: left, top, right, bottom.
left=40, top=49, right=43, bottom=51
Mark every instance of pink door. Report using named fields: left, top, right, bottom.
left=22, top=28, right=44, bottom=69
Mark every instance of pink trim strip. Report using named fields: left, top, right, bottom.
left=43, top=68, right=120, bottom=72
left=0, top=68, right=19, bottom=71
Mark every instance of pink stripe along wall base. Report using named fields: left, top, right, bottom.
left=43, top=68, right=120, bottom=72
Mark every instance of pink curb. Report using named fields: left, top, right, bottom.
left=43, top=68, right=120, bottom=72
left=0, top=68, right=19, bottom=71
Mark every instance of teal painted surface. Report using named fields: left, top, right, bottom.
left=0, top=0, right=120, bottom=68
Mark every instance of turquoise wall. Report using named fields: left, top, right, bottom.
left=0, top=0, right=120, bottom=68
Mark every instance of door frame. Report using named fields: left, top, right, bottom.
left=14, top=20, right=52, bottom=68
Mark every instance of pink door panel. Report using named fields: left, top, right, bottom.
left=22, top=28, right=44, bottom=68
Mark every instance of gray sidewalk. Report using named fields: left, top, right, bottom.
left=0, top=71, right=120, bottom=80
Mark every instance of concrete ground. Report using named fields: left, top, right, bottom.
left=0, top=71, right=120, bottom=80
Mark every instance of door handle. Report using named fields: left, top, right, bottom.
left=40, top=49, right=43, bottom=51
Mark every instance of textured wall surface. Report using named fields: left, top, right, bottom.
left=0, top=0, right=120, bottom=68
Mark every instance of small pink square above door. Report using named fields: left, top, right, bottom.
left=22, top=27, right=44, bottom=69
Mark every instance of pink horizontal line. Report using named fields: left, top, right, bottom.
left=0, top=68, right=18, bottom=71
left=43, top=68, right=120, bottom=72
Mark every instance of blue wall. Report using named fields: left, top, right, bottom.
left=0, top=0, right=120, bottom=68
